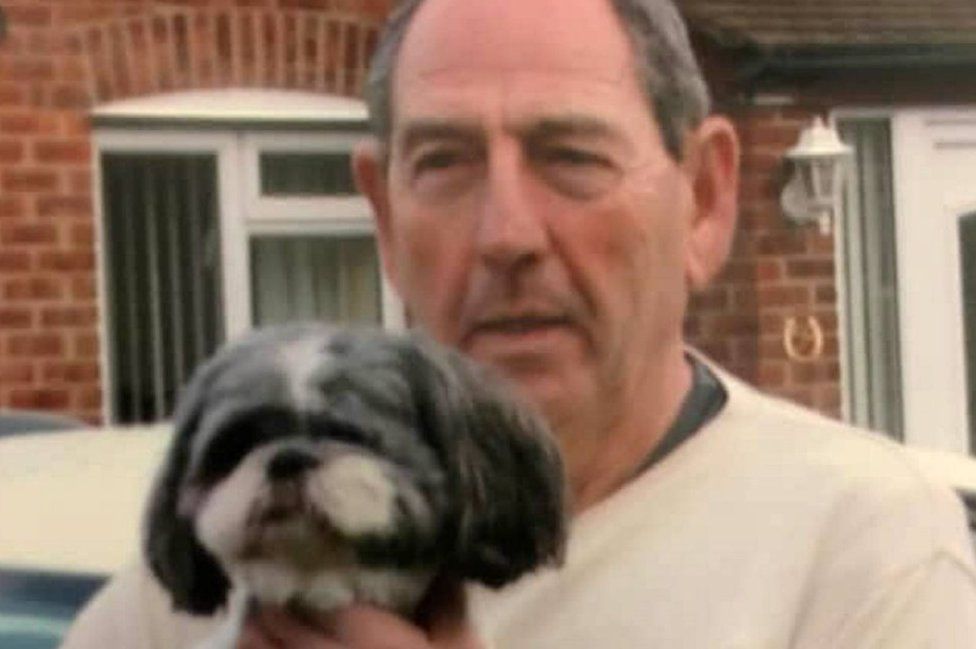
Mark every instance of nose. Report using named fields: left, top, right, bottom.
left=266, top=448, right=319, bottom=481
left=476, top=145, right=549, bottom=271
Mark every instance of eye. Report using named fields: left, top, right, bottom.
left=414, top=148, right=467, bottom=173
left=534, top=144, right=621, bottom=199
left=195, top=408, right=294, bottom=482
left=540, top=146, right=610, bottom=167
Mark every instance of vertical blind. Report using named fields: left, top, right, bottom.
left=101, top=153, right=224, bottom=423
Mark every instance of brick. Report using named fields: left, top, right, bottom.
left=61, top=113, right=92, bottom=137
left=756, top=231, right=807, bottom=256
left=7, top=333, right=65, bottom=358
left=0, top=222, right=58, bottom=245
left=0, top=196, right=26, bottom=219
left=69, top=222, right=95, bottom=247
left=0, top=139, right=25, bottom=164
left=0, top=307, right=33, bottom=329
left=0, top=83, right=27, bottom=106
left=815, top=284, right=837, bottom=304
left=786, top=258, right=835, bottom=279
left=34, top=139, right=91, bottom=165
left=3, top=277, right=63, bottom=301
left=74, top=333, right=100, bottom=358
left=755, top=259, right=783, bottom=282
left=70, top=275, right=97, bottom=300
left=0, top=57, right=56, bottom=82
left=50, top=84, right=92, bottom=110
left=42, top=361, right=100, bottom=383
left=77, top=386, right=103, bottom=411
left=37, top=250, right=95, bottom=273
left=69, top=170, right=93, bottom=194
left=0, top=111, right=59, bottom=134
left=9, top=388, right=71, bottom=410
left=0, top=250, right=31, bottom=272
left=0, top=359, right=35, bottom=383
left=0, top=359, right=36, bottom=386
left=757, top=284, right=811, bottom=308
left=758, top=362, right=787, bottom=387
left=56, top=6, right=118, bottom=24
left=37, top=194, right=93, bottom=218
left=40, top=305, right=97, bottom=327
left=4, top=5, right=54, bottom=27
left=1, top=169, right=59, bottom=192
left=710, top=314, right=759, bottom=337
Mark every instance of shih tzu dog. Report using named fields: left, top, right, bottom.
left=144, top=324, right=566, bottom=648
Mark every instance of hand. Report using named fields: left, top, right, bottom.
left=237, top=580, right=483, bottom=649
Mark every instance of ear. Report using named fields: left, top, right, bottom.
left=144, top=372, right=230, bottom=615
left=353, top=138, right=402, bottom=295
left=403, top=337, right=568, bottom=587
left=683, top=116, right=740, bottom=291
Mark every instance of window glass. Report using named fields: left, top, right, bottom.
left=101, top=153, right=224, bottom=423
left=838, top=118, right=904, bottom=438
left=259, top=152, right=356, bottom=196
left=959, top=213, right=976, bottom=448
left=250, top=235, right=381, bottom=327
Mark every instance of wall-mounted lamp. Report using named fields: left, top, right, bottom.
left=780, top=117, right=852, bottom=235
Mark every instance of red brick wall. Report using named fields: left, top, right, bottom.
left=686, top=103, right=842, bottom=417
left=0, top=0, right=388, bottom=424
left=5, top=1, right=964, bottom=426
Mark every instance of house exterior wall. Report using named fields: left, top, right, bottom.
left=2, top=0, right=970, bottom=426
left=0, top=0, right=389, bottom=424
left=689, top=59, right=976, bottom=421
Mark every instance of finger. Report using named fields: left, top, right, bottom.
left=250, top=607, right=345, bottom=649
left=321, top=606, right=430, bottom=649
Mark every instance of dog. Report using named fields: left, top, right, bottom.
left=144, top=324, right=566, bottom=647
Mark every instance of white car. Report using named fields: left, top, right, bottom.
left=0, top=424, right=171, bottom=648
left=1, top=425, right=975, bottom=648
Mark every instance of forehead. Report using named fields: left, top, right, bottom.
left=393, top=0, right=647, bottom=129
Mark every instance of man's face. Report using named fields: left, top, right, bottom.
left=367, top=0, right=702, bottom=433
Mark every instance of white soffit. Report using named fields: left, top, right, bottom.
left=92, top=89, right=368, bottom=124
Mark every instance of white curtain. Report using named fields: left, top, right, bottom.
left=251, top=236, right=381, bottom=327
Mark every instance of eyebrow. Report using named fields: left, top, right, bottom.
left=396, top=119, right=484, bottom=157
left=396, top=114, right=629, bottom=156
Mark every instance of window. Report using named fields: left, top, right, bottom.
left=96, top=125, right=401, bottom=424
left=837, top=117, right=904, bottom=439
left=959, top=212, right=976, bottom=448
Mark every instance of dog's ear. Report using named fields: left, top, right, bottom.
left=402, top=336, right=568, bottom=587
left=144, top=364, right=231, bottom=615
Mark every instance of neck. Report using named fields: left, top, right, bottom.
left=560, top=345, right=693, bottom=513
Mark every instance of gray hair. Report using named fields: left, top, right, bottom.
left=363, top=0, right=711, bottom=160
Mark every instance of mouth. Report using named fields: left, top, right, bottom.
left=251, top=483, right=311, bottom=526
left=468, top=314, right=574, bottom=339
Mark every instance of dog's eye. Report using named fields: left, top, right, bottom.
left=196, top=426, right=264, bottom=481
left=196, top=409, right=294, bottom=481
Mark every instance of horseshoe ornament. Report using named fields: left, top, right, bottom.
left=783, top=315, right=824, bottom=362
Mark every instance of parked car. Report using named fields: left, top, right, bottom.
left=0, top=424, right=170, bottom=648
left=1, top=426, right=975, bottom=648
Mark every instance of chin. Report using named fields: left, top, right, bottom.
left=143, top=324, right=567, bottom=649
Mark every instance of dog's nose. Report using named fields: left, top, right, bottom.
left=266, top=448, right=319, bottom=480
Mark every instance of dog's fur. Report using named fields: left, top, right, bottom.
left=144, top=324, right=566, bottom=645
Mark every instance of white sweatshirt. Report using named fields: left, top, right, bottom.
left=63, top=368, right=976, bottom=648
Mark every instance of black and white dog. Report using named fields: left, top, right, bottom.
left=144, top=324, right=566, bottom=647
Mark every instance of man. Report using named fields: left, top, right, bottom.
left=65, top=0, right=976, bottom=646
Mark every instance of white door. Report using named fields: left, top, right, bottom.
left=893, top=109, right=976, bottom=453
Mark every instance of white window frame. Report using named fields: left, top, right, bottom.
left=92, top=115, right=403, bottom=423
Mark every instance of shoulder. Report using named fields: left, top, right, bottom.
left=700, top=359, right=974, bottom=566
